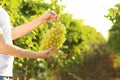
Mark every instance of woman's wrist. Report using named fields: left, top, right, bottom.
left=39, top=15, right=48, bottom=23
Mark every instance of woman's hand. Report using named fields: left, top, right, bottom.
left=42, top=11, right=58, bottom=22
left=37, top=47, right=58, bottom=58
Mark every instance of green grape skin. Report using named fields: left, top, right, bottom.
left=39, top=23, right=66, bottom=50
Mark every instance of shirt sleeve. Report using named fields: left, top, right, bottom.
left=0, top=6, right=10, bottom=26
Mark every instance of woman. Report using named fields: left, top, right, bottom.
left=0, top=6, right=58, bottom=80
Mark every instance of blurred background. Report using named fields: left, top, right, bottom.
left=1, top=0, right=120, bottom=80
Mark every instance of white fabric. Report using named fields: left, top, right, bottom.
left=0, top=6, right=14, bottom=76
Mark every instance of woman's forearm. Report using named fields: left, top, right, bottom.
left=1, top=43, right=40, bottom=58
left=12, top=11, right=58, bottom=40
left=12, top=16, right=46, bottom=40
left=0, top=34, right=57, bottom=58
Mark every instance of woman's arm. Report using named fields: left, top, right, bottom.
left=0, top=31, right=58, bottom=58
left=12, top=11, right=58, bottom=40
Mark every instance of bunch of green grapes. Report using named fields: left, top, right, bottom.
left=39, top=23, right=66, bottom=50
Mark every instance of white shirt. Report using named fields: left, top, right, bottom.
left=0, top=6, right=14, bottom=76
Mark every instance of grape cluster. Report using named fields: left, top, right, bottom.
left=39, top=23, right=66, bottom=50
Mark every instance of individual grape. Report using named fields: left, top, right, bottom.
left=39, top=23, right=66, bottom=50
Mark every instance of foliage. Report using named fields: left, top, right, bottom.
left=51, top=44, right=116, bottom=80
left=106, top=3, right=120, bottom=53
left=50, top=13, right=106, bottom=80
left=1, top=0, right=108, bottom=80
